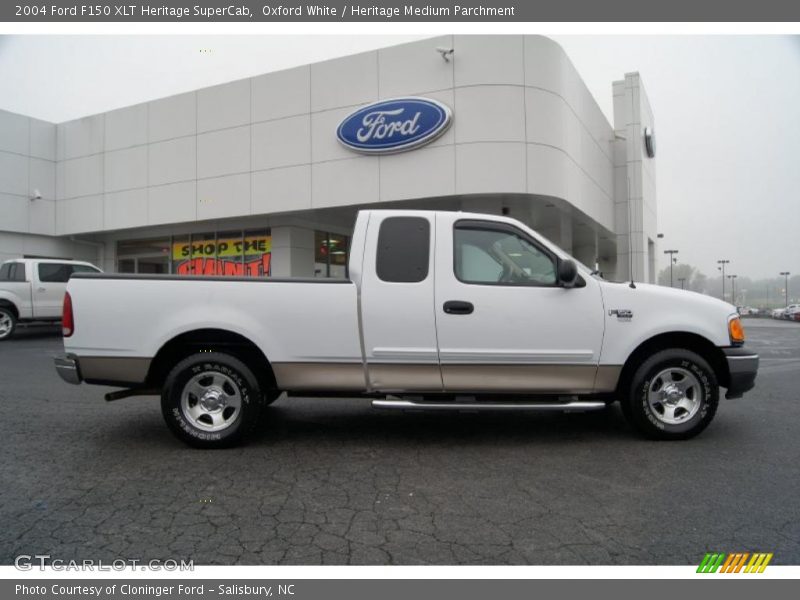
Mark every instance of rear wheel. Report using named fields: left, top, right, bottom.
left=622, top=348, right=719, bottom=440
left=0, top=308, right=16, bottom=341
left=161, top=352, right=265, bottom=448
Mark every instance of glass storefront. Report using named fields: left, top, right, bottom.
left=117, top=228, right=350, bottom=278
left=314, top=231, right=350, bottom=278
left=117, top=238, right=170, bottom=274
left=118, top=230, right=272, bottom=277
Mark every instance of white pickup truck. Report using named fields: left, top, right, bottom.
left=0, top=258, right=101, bottom=340
left=55, top=210, right=758, bottom=448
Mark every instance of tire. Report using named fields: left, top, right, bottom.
left=622, top=348, right=719, bottom=440
left=0, top=307, right=17, bottom=341
left=161, top=352, right=265, bottom=449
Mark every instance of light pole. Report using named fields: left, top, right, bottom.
left=727, top=274, right=738, bottom=306
left=717, top=259, right=730, bottom=301
left=664, top=249, right=679, bottom=287
left=678, top=277, right=686, bottom=289
left=780, top=272, right=790, bottom=307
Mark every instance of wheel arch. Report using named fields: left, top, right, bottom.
left=0, top=298, right=20, bottom=319
left=615, top=331, right=729, bottom=397
left=146, top=328, right=277, bottom=393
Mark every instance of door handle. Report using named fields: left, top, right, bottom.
left=37, top=287, right=46, bottom=292
left=443, top=300, right=474, bottom=315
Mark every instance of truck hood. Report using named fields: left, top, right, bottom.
left=597, top=280, right=738, bottom=348
left=601, top=280, right=736, bottom=313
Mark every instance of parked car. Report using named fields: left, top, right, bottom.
left=771, top=308, right=786, bottom=319
left=784, top=304, right=800, bottom=321
left=55, top=210, right=759, bottom=447
left=0, top=259, right=102, bottom=341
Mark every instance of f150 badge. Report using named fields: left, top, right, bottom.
left=609, top=309, right=633, bottom=320
left=337, top=97, right=452, bottom=154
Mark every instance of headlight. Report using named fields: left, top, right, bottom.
left=728, top=315, right=745, bottom=344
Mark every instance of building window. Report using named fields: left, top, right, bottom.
left=315, top=231, right=350, bottom=278
left=119, top=231, right=271, bottom=277
left=171, top=236, right=189, bottom=274
left=186, top=232, right=216, bottom=275
left=117, top=238, right=171, bottom=274
left=242, top=229, right=272, bottom=277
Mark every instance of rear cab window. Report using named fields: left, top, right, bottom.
left=71, top=264, right=101, bottom=275
left=1, top=262, right=26, bottom=282
left=38, top=263, right=79, bottom=283
left=375, top=216, right=431, bottom=283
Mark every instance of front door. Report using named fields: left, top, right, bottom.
left=433, top=214, right=606, bottom=394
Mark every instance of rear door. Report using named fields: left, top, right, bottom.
left=358, top=212, right=442, bottom=393
left=433, top=214, right=607, bottom=394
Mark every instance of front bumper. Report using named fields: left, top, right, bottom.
left=54, top=354, right=82, bottom=385
left=724, top=347, right=759, bottom=399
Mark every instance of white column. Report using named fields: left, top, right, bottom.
left=270, top=226, right=315, bottom=277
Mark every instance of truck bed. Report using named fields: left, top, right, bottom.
left=65, top=272, right=364, bottom=389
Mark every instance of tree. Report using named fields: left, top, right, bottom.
left=657, top=263, right=701, bottom=290
left=691, top=272, right=708, bottom=294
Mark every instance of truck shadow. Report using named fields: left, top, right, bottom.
left=249, top=400, right=635, bottom=447
left=8, top=325, right=62, bottom=340
left=92, top=398, right=636, bottom=451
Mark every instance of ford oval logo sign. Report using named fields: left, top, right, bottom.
left=337, top=97, right=452, bottom=154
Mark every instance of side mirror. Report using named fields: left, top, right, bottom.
left=558, top=259, right=578, bottom=288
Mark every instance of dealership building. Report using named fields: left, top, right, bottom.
left=0, top=35, right=657, bottom=282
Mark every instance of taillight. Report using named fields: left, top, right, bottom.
left=62, top=292, right=74, bottom=337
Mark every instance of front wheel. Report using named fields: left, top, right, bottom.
left=161, top=352, right=265, bottom=448
left=622, top=349, right=719, bottom=440
left=0, top=308, right=16, bottom=341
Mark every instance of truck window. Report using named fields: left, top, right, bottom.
left=71, top=264, right=100, bottom=274
left=38, top=263, right=74, bottom=283
left=376, top=216, right=430, bottom=283
left=0, top=263, right=10, bottom=281
left=8, top=263, right=25, bottom=282
left=454, top=224, right=556, bottom=286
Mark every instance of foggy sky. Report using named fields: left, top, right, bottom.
left=0, top=34, right=797, bottom=279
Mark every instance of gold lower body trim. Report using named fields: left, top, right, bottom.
left=442, top=364, right=621, bottom=394
left=273, top=362, right=621, bottom=394
left=79, top=356, right=151, bottom=384
left=272, top=362, right=367, bottom=391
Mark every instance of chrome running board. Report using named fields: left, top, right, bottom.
left=372, top=399, right=606, bottom=412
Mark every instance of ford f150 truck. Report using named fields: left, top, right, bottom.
left=55, top=210, right=758, bottom=448
left=0, top=258, right=101, bottom=341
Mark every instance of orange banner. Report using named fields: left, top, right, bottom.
left=176, top=254, right=271, bottom=277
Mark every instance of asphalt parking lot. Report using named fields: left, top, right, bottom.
left=1, top=319, right=799, bottom=566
